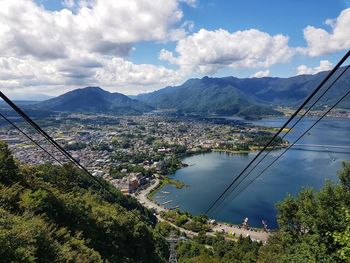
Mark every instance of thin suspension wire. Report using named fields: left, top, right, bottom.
left=0, top=92, right=146, bottom=221
left=0, top=91, right=106, bottom=184
left=205, top=49, right=350, bottom=215
left=207, top=64, right=350, bottom=213
left=229, top=87, right=350, bottom=202
left=236, top=64, right=350, bottom=182
left=0, top=112, right=64, bottom=165
left=0, top=94, right=81, bottom=166
left=0, top=91, right=137, bottom=210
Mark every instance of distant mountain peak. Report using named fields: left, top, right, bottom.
left=135, top=67, right=350, bottom=116
left=82, top=86, right=104, bottom=91
left=72, top=86, right=108, bottom=94
left=36, top=87, right=153, bottom=115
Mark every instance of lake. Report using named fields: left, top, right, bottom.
left=153, top=117, right=350, bottom=229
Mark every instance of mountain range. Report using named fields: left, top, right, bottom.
left=31, top=67, right=350, bottom=117
left=36, top=87, right=153, bottom=115
left=135, top=67, right=350, bottom=114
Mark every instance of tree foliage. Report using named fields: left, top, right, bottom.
left=1, top=138, right=350, bottom=262
left=0, top=141, right=20, bottom=184
left=176, top=162, right=350, bottom=263
left=176, top=234, right=261, bottom=263
left=258, top=161, right=350, bottom=263
left=0, top=141, right=167, bottom=262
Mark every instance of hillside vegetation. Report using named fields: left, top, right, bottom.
left=135, top=77, right=282, bottom=118
left=136, top=68, right=350, bottom=117
left=36, top=87, right=153, bottom=115
left=0, top=141, right=167, bottom=262
left=0, top=139, right=349, bottom=262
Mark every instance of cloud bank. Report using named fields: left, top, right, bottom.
left=160, top=29, right=294, bottom=74
left=0, top=0, right=190, bottom=95
left=0, top=1, right=348, bottom=97
left=296, top=60, right=333, bottom=75
left=300, top=8, right=350, bottom=57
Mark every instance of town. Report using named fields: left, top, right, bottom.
left=0, top=113, right=289, bottom=194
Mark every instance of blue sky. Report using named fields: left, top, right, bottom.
left=131, top=0, right=349, bottom=78
left=1, top=0, right=350, bottom=97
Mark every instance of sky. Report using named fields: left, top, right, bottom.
left=0, top=0, right=350, bottom=99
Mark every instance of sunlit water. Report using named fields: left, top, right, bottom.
left=153, top=117, right=350, bottom=228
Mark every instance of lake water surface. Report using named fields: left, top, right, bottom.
left=153, top=117, right=350, bottom=229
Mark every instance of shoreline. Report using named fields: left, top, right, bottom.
left=147, top=175, right=184, bottom=199
left=135, top=179, right=270, bottom=242
left=142, top=147, right=292, bottom=231
left=146, top=145, right=288, bottom=212
left=213, top=145, right=287, bottom=154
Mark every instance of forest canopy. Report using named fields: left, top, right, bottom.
left=0, top=141, right=168, bottom=262
left=0, top=140, right=349, bottom=262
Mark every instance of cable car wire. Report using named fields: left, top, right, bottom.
left=205, top=49, right=350, bottom=215
left=207, top=63, right=350, bottom=213
left=0, top=112, right=63, bottom=165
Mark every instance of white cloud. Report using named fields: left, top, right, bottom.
left=296, top=60, right=333, bottom=75
left=62, top=0, right=94, bottom=10
left=1, top=1, right=348, bottom=98
left=0, top=55, right=185, bottom=96
left=300, top=8, right=350, bottom=56
left=251, top=70, right=270, bottom=78
left=0, top=0, right=191, bottom=96
left=0, top=0, right=187, bottom=59
left=0, top=57, right=64, bottom=87
left=62, top=0, right=76, bottom=9
left=160, top=28, right=294, bottom=74
left=95, top=58, right=184, bottom=94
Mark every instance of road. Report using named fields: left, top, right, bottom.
left=133, top=179, right=166, bottom=213
left=212, top=223, right=269, bottom=243
left=134, top=179, right=270, bottom=243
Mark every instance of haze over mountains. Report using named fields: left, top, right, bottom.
left=31, top=68, right=350, bottom=117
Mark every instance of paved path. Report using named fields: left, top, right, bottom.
left=212, top=223, right=269, bottom=243
left=133, top=179, right=166, bottom=213
left=134, top=179, right=270, bottom=243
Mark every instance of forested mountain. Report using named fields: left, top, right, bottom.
left=136, top=67, right=350, bottom=115
left=0, top=141, right=167, bottom=262
left=36, top=87, right=153, bottom=115
left=0, top=143, right=350, bottom=262
left=30, top=67, right=350, bottom=118
left=135, top=77, right=282, bottom=117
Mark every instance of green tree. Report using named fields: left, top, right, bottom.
left=0, top=141, right=167, bottom=263
left=332, top=208, right=350, bottom=261
left=338, top=161, right=350, bottom=190
left=258, top=162, right=350, bottom=262
left=0, top=208, right=102, bottom=263
left=0, top=141, right=19, bottom=184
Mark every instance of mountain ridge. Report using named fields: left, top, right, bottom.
left=34, top=67, right=350, bottom=117
left=135, top=77, right=280, bottom=117
left=135, top=67, right=350, bottom=113
left=36, top=86, right=153, bottom=115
